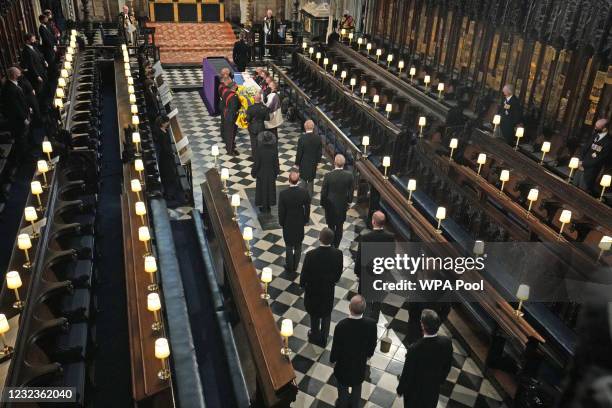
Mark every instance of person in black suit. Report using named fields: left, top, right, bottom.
left=278, top=170, right=310, bottom=273
left=232, top=33, right=250, bottom=72
left=2, top=67, right=31, bottom=160
left=579, top=119, right=611, bottom=195
left=21, top=33, right=47, bottom=97
left=355, top=211, right=395, bottom=322
left=245, top=92, right=269, bottom=157
left=498, top=84, right=522, bottom=144
left=252, top=131, right=279, bottom=213
left=295, top=120, right=322, bottom=198
left=330, top=295, right=377, bottom=408
left=38, top=14, right=56, bottom=68
left=321, top=154, right=354, bottom=248
left=18, top=72, right=40, bottom=125
left=397, top=309, right=453, bottom=408
left=300, top=227, right=343, bottom=347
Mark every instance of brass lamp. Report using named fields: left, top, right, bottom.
left=568, top=157, right=579, bottom=182
left=499, top=170, right=510, bottom=195
left=260, top=267, right=272, bottom=300
left=526, top=188, right=539, bottom=217
left=130, top=104, right=138, bottom=115
left=386, top=54, right=393, bottom=67
left=340, top=70, right=347, bottom=84
left=407, top=179, right=416, bottom=204
left=231, top=194, right=240, bottom=221
left=6, top=271, right=24, bottom=310
left=131, top=179, right=142, bottom=200
left=155, top=337, right=171, bottom=380
left=220, top=168, right=230, bottom=193
left=147, top=292, right=162, bottom=331
left=435, top=207, right=446, bottom=233
left=362, top=136, right=369, bottom=157
left=280, top=319, right=293, bottom=356
left=515, top=284, right=530, bottom=317
left=557, top=210, right=572, bottom=240
left=315, top=52, right=321, bottom=64
left=308, top=47, right=314, bottom=58
left=139, top=226, right=152, bottom=256
left=514, top=127, right=524, bottom=150
left=366, top=43, right=372, bottom=55
left=58, top=77, right=66, bottom=88
left=357, top=38, right=363, bottom=50
left=360, top=85, right=367, bottom=101
left=331, top=63, right=337, bottom=75
left=54, top=98, right=63, bottom=109
left=409, top=67, right=416, bottom=83
left=135, top=159, right=144, bottom=182
left=477, top=153, right=487, bottom=175
left=385, top=103, right=392, bottom=118
left=449, top=138, right=458, bottom=161
left=144, top=255, right=158, bottom=291
left=42, top=141, right=53, bottom=165
left=132, top=115, right=140, bottom=127
left=127, top=76, right=134, bottom=86
left=437, top=83, right=444, bottom=100
left=597, top=236, right=612, bottom=262
left=243, top=227, right=253, bottom=258
left=17, top=234, right=32, bottom=269
left=418, top=116, right=426, bottom=137
left=375, top=48, right=382, bottom=62
left=372, top=94, right=379, bottom=109
left=135, top=201, right=147, bottom=225
left=55, top=87, right=65, bottom=99
left=348, top=32, right=353, bottom=44
left=492, top=115, right=501, bottom=133
left=31, top=181, right=44, bottom=212
left=37, top=160, right=49, bottom=189
left=382, top=156, right=391, bottom=179
left=599, top=175, right=611, bottom=201
left=128, top=85, right=134, bottom=95
left=350, top=77, right=356, bottom=92
left=540, top=142, right=551, bottom=164
left=323, top=58, right=329, bottom=70
left=24, top=206, right=39, bottom=238
left=398, top=60, right=404, bottom=75
left=302, top=41, right=307, bottom=52
left=129, top=93, right=136, bottom=104
left=0, top=314, right=13, bottom=356
left=132, top=132, right=141, bottom=154
left=423, top=75, right=431, bottom=91
left=211, top=145, right=219, bottom=168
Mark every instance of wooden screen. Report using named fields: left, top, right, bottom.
left=0, top=0, right=37, bottom=76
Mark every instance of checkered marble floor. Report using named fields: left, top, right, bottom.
left=169, top=68, right=507, bottom=408
left=163, top=67, right=203, bottom=88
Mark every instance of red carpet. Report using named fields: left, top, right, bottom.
left=147, top=22, right=236, bottom=64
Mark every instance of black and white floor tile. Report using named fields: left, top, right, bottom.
left=163, top=67, right=203, bottom=88
left=168, top=67, right=507, bottom=408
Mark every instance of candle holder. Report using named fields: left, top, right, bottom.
left=31, top=181, right=44, bottom=212
left=243, top=227, right=253, bottom=258
left=155, top=338, right=171, bottom=380
left=362, top=136, right=369, bottom=157
left=280, top=319, right=293, bottom=357
left=409, top=67, right=416, bottom=84
left=147, top=292, right=163, bottom=332
left=24, top=206, right=39, bottom=239
left=418, top=116, right=426, bottom=137
left=221, top=168, right=230, bottom=193
left=139, top=226, right=152, bottom=257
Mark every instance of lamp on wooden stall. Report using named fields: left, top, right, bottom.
left=6, top=271, right=24, bottom=310
left=55, top=87, right=65, bottom=100
left=211, top=144, right=219, bottom=168
left=63, top=60, right=72, bottom=73
left=129, top=93, right=136, bottom=104
left=31, top=181, right=44, bottom=212
left=398, top=60, right=404, bottom=75
left=54, top=98, right=63, bottom=109
left=65, top=52, right=73, bottom=63
left=155, top=337, right=171, bottom=380
left=131, top=179, right=142, bottom=200
left=144, top=255, right=158, bottom=291
left=243, top=227, right=253, bottom=258
left=220, top=168, right=230, bottom=193
left=357, top=37, right=363, bottom=50
left=348, top=32, right=353, bottom=44
left=407, top=179, right=416, bottom=204
left=473, top=240, right=485, bottom=257
left=322, top=57, right=328, bottom=70
left=340, top=70, right=347, bottom=84
left=121, top=43, right=127, bottom=52
left=42, top=141, right=53, bottom=165
left=382, top=156, right=391, bottom=179
left=437, top=82, right=445, bottom=100
left=125, top=68, right=131, bottom=78
left=132, top=115, right=140, bottom=127
left=526, top=188, right=539, bottom=217
left=139, top=226, right=152, bottom=256
left=557, top=210, right=572, bottom=240
left=331, top=64, right=338, bottom=76
left=24, top=206, right=39, bottom=239
left=350, top=77, right=356, bottom=92
left=315, top=52, right=321, bottom=64
left=514, top=127, right=524, bottom=150
left=435, top=207, right=446, bottom=234
left=58, top=77, right=66, bottom=88
left=599, top=174, right=611, bottom=201
left=598, top=236, right=612, bottom=262
left=66, top=46, right=74, bottom=56
left=260, top=267, right=272, bottom=300
left=231, top=194, right=240, bottom=221
left=308, top=47, right=314, bottom=58
left=409, top=67, right=416, bottom=83
left=567, top=157, right=579, bottom=182
left=418, top=116, right=426, bottom=137
left=302, top=41, right=307, bottom=52
left=366, top=43, right=372, bottom=55
left=132, top=132, right=141, bottom=154
left=372, top=94, right=379, bottom=109
left=280, top=319, right=293, bottom=356
left=134, top=159, right=144, bottom=182
left=385, top=103, right=392, bottom=118
left=135, top=201, right=147, bottom=225
left=499, top=170, right=510, bottom=195
left=386, top=53, right=393, bottom=67
left=362, top=136, right=369, bottom=157
left=515, top=284, right=529, bottom=317
left=448, top=138, right=458, bottom=161
left=147, top=292, right=162, bottom=332
left=0, top=314, right=13, bottom=356
left=340, top=28, right=346, bottom=38
left=128, top=85, right=135, bottom=95
left=476, top=153, right=487, bottom=176
left=423, top=75, right=431, bottom=91
left=375, top=48, right=382, bottom=62
left=360, top=85, right=367, bottom=101
left=131, top=104, right=138, bottom=115
left=61, top=69, right=69, bottom=79
left=492, top=115, right=501, bottom=133
left=17, top=234, right=32, bottom=269
left=37, top=160, right=49, bottom=189
left=539, top=141, right=551, bottom=164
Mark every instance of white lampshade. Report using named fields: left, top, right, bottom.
left=409, top=67, right=416, bottom=76
left=385, top=103, right=392, bottom=113
left=340, top=70, right=347, bottom=79
left=372, top=94, right=380, bottom=104
left=24, top=206, right=37, bottom=222
left=449, top=138, right=458, bottom=149
left=129, top=94, right=136, bottom=104
left=418, top=116, right=426, bottom=127
left=309, top=47, right=314, bottom=55
left=541, top=141, right=551, bottom=153
left=64, top=60, right=71, bottom=70
left=124, top=62, right=130, bottom=71
left=362, top=136, right=370, bottom=146
left=134, top=159, right=144, bottom=172
left=132, top=132, right=141, bottom=144
left=155, top=337, right=170, bottom=359
left=424, top=75, right=431, bottom=84
left=323, top=58, right=329, bottom=66
left=220, top=168, right=230, bottom=181
left=516, top=284, right=530, bottom=301
left=350, top=78, right=356, bottom=86
left=6, top=271, right=22, bottom=289
left=135, top=201, right=146, bottom=216
left=0, top=314, right=9, bottom=334
left=138, top=226, right=150, bottom=242
left=121, top=44, right=127, bottom=51
left=600, top=174, right=611, bottom=187
left=58, top=77, right=66, bottom=88
left=559, top=210, right=572, bottom=224
left=360, top=85, right=367, bottom=94
left=398, top=60, right=405, bottom=69
left=382, top=156, right=391, bottom=167
left=473, top=240, right=485, bottom=256
left=280, top=319, right=293, bottom=337
left=61, top=69, right=69, bottom=78
left=492, top=115, right=501, bottom=125
left=132, top=115, right=140, bottom=126
left=340, top=29, right=346, bottom=36
left=316, top=52, right=321, bottom=59
left=568, top=157, right=579, bottom=169
left=527, top=188, right=539, bottom=202
left=127, top=76, right=134, bottom=86
left=231, top=194, right=240, bottom=207
left=65, top=53, right=73, bottom=62
left=302, top=41, right=307, bottom=49
left=131, top=104, right=138, bottom=115
left=407, top=179, right=416, bottom=191
left=477, top=153, right=487, bottom=165
left=499, top=170, right=510, bottom=182
left=211, top=145, right=219, bottom=156
left=387, top=54, right=393, bottom=62
left=42, top=141, right=52, bottom=154
left=261, top=267, right=272, bottom=283
left=376, top=49, right=382, bottom=56
left=348, top=33, right=354, bottom=40
left=599, top=236, right=612, bottom=251
left=366, top=43, right=372, bottom=50
left=436, top=207, right=446, bottom=220
left=17, top=233, right=31, bottom=250
left=243, top=227, right=253, bottom=241
left=331, top=64, right=338, bottom=72
left=131, top=179, right=142, bottom=193
left=54, top=98, right=63, bottom=108
left=515, top=127, right=524, bottom=138
left=147, top=292, right=161, bottom=312
left=37, top=160, right=48, bottom=173
left=357, top=38, right=363, bottom=45
left=144, top=255, right=157, bottom=273
left=31, top=181, right=43, bottom=195
left=56, top=87, right=65, bottom=98
left=66, top=46, right=74, bottom=55
left=437, top=83, right=445, bottom=92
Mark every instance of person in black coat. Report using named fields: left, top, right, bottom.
left=278, top=170, right=310, bottom=273
left=252, top=131, right=279, bottom=212
left=330, top=295, right=377, bottom=408
left=220, top=78, right=240, bottom=155
left=2, top=67, right=31, bottom=160
left=295, top=120, right=322, bottom=197
left=498, top=84, right=522, bottom=144
left=321, top=154, right=354, bottom=248
left=20, top=33, right=47, bottom=96
left=300, top=227, right=343, bottom=347
left=579, top=118, right=611, bottom=195
left=38, top=14, right=56, bottom=68
left=245, top=92, right=269, bottom=157
left=397, top=309, right=453, bottom=408
left=18, top=73, right=40, bottom=125
left=232, top=33, right=250, bottom=72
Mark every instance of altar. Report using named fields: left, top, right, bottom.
left=300, top=2, right=330, bottom=41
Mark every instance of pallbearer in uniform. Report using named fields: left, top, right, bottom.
left=579, top=119, right=611, bottom=195
left=499, top=84, right=522, bottom=145
left=220, top=77, right=240, bottom=155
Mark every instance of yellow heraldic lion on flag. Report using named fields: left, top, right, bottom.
left=235, top=85, right=260, bottom=129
